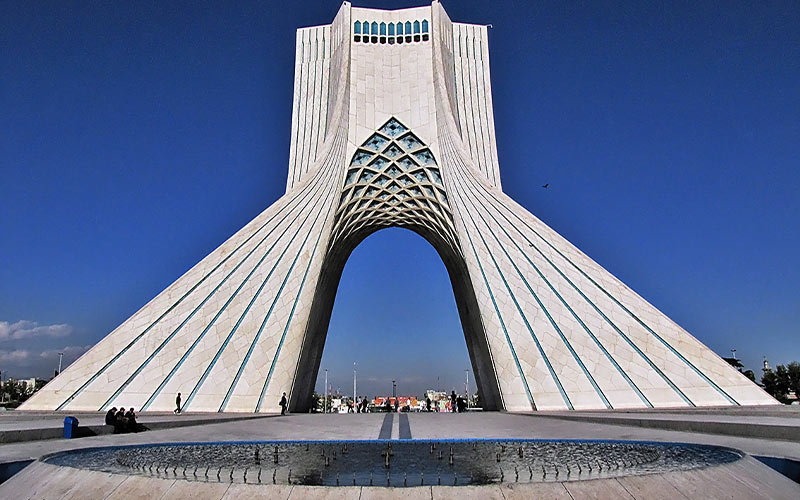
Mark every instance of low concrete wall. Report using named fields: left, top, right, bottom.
left=538, top=413, right=800, bottom=442
left=0, top=414, right=272, bottom=444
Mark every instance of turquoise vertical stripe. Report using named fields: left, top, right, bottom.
left=218, top=186, right=334, bottom=412
left=459, top=201, right=574, bottom=410
left=57, top=157, right=331, bottom=411
left=256, top=214, right=329, bottom=412
left=452, top=151, right=703, bottom=407
left=140, top=204, right=314, bottom=411
left=456, top=175, right=612, bottom=409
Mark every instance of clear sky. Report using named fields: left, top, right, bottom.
left=1, top=1, right=798, bottom=398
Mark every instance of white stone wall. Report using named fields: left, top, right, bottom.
left=21, top=1, right=777, bottom=413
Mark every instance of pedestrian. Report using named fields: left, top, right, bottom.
left=356, top=397, right=361, bottom=413
left=450, top=391, right=457, bottom=413
left=384, top=398, right=392, bottom=412
left=279, top=392, right=288, bottom=415
left=175, top=392, right=182, bottom=414
left=425, top=396, right=431, bottom=412
left=361, top=397, right=368, bottom=413
left=394, top=398, right=399, bottom=413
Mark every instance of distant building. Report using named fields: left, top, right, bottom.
left=20, top=378, right=38, bottom=394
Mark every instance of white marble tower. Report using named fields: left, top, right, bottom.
left=22, top=2, right=776, bottom=413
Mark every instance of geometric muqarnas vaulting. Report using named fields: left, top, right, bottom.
left=23, top=1, right=776, bottom=413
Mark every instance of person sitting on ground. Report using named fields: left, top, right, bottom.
left=114, top=407, right=127, bottom=434
left=125, top=407, right=138, bottom=433
left=105, top=407, right=117, bottom=426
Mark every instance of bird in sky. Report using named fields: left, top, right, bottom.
left=542, top=183, right=549, bottom=189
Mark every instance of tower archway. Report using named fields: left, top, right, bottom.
left=290, top=119, right=502, bottom=411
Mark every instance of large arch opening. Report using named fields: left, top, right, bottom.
left=289, top=226, right=503, bottom=412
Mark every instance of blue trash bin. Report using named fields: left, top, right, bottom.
left=63, top=416, right=79, bottom=439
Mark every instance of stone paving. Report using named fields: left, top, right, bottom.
left=1, top=411, right=799, bottom=463
left=1, top=410, right=800, bottom=498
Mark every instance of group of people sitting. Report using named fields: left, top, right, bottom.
left=104, top=406, right=140, bottom=433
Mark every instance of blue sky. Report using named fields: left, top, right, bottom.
left=1, top=1, right=798, bottom=398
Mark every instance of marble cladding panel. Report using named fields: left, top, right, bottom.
left=451, top=23, right=501, bottom=189
left=22, top=2, right=778, bottom=413
left=287, top=25, right=332, bottom=191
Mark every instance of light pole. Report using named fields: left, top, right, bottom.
left=57, top=352, right=63, bottom=375
left=353, top=362, right=357, bottom=409
left=324, top=369, right=328, bottom=414
left=392, top=380, right=396, bottom=399
left=464, top=369, right=470, bottom=408
left=730, top=349, right=737, bottom=360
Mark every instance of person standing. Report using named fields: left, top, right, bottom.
left=174, top=392, right=182, bottom=414
left=450, top=390, right=457, bottom=413
left=425, top=396, right=432, bottom=412
left=279, top=392, right=288, bottom=415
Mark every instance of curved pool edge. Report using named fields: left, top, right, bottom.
left=3, top=454, right=800, bottom=500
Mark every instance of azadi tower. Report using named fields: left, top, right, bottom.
left=24, top=2, right=775, bottom=413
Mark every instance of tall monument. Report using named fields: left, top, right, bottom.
left=23, top=2, right=775, bottom=413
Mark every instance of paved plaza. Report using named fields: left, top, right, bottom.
left=1, top=408, right=799, bottom=498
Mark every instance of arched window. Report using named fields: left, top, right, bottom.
left=397, top=22, right=404, bottom=35
left=380, top=22, right=386, bottom=36
left=388, top=23, right=395, bottom=36
left=422, top=20, right=429, bottom=33
left=414, top=21, right=420, bottom=34
left=405, top=22, right=412, bottom=35
left=371, top=22, right=378, bottom=35
left=353, top=22, right=361, bottom=34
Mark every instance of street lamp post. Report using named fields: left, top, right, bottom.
left=464, top=369, right=469, bottom=409
left=324, top=369, right=328, bottom=414
left=392, top=380, right=396, bottom=399
left=353, top=362, right=357, bottom=410
left=57, top=352, right=63, bottom=375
